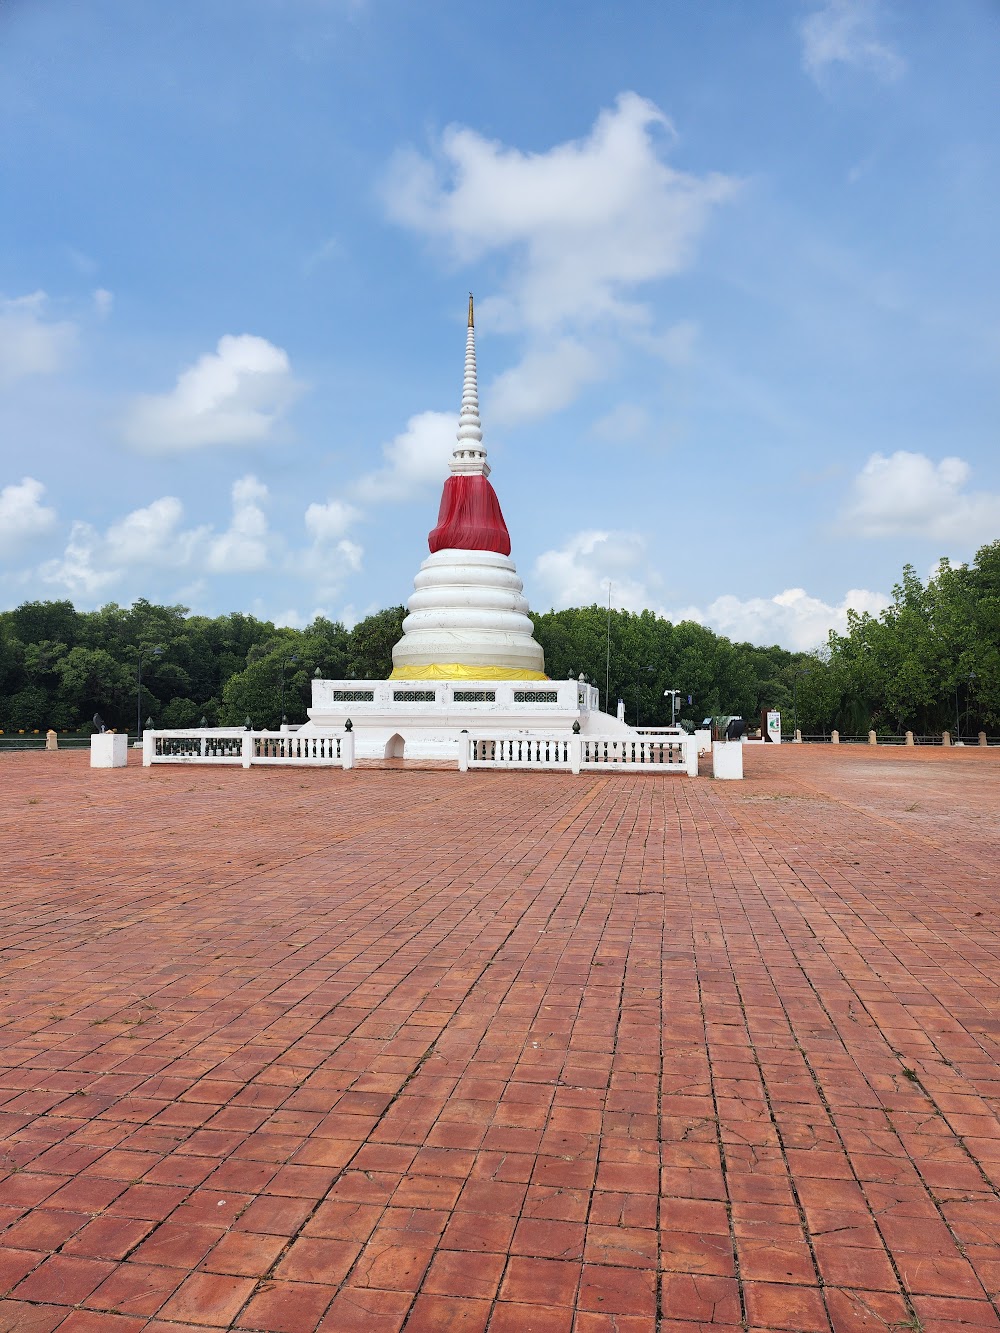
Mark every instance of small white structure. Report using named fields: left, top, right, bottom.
left=712, top=741, right=744, bottom=780
left=91, top=732, right=129, bottom=768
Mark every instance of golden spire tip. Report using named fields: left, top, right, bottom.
left=468, top=292, right=474, bottom=328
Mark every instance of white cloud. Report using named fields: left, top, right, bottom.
left=104, top=496, right=209, bottom=568
left=0, top=478, right=58, bottom=553
left=0, top=293, right=77, bottom=386
left=93, top=288, right=114, bottom=318
left=800, top=0, right=905, bottom=83
left=490, top=338, right=604, bottom=426
left=591, top=403, right=650, bottom=443
left=207, top=475, right=272, bottom=573
left=843, top=450, right=1000, bottom=544
left=304, top=497, right=360, bottom=543
left=124, top=334, right=300, bottom=452
left=675, top=586, right=891, bottom=651
left=384, top=93, right=735, bottom=420
left=533, top=529, right=656, bottom=613
left=39, top=522, right=120, bottom=600
left=38, top=493, right=210, bottom=599
left=354, top=410, right=456, bottom=502
left=386, top=93, right=735, bottom=334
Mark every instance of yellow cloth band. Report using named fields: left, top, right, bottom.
left=389, top=664, right=549, bottom=681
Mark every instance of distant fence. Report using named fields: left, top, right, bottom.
left=0, top=735, right=92, bottom=750
left=790, top=733, right=997, bottom=747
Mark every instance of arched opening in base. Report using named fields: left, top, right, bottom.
left=384, top=733, right=405, bottom=760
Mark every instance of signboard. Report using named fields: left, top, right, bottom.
left=766, top=710, right=781, bottom=744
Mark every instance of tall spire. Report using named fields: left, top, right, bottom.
left=451, top=293, right=489, bottom=477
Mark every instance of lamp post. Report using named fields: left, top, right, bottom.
left=137, top=646, right=163, bottom=737
left=279, top=654, right=299, bottom=725
left=792, top=668, right=813, bottom=737
left=634, top=664, right=654, bottom=727
left=956, top=670, right=977, bottom=741
left=663, top=689, right=682, bottom=727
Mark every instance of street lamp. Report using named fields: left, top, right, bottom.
left=137, top=646, right=163, bottom=737
left=792, top=669, right=813, bottom=737
left=956, top=670, right=977, bottom=742
left=663, top=689, right=682, bottom=727
left=279, top=654, right=299, bottom=725
left=634, top=664, right=654, bottom=727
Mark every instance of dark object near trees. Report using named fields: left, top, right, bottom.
left=93, top=713, right=106, bottom=734
left=725, top=718, right=746, bottom=741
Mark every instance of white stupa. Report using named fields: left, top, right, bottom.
left=302, top=296, right=634, bottom=758
left=391, top=295, right=546, bottom=681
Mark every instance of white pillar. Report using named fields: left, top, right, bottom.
left=868, top=731, right=878, bottom=746
left=570, top=736, right=582, bottom=774
left=831, top=730, right=839, bottom=744
left=942, top=731, right=951, bottom=747
left=905, top=731, right=914, bottom=746
left=684, top=738, right=698, bottom=777
left=979, top=732, right=988, bottom=747
left=342, top=732, right=355, bottom=771
left=458, top=734, right=470, bottom=772
left=794, top=729, right=802, bottom=743
left=242, top=732, right=253, bottom=768
left=91, top=734, right=129, bottom=768
left=142, top=730, right=155, bottom=767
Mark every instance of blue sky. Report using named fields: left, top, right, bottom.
left=1, top=0, right=997, bottom=649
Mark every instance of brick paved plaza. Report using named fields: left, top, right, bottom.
left=1, top=746, right=999, bottom=1333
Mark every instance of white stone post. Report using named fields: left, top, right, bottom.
left=569, top=736, right=582, bottom=774
left=91, top=733, right=129, bottom=768
left=831, top=730, right=839, bottom=744
left=684, top=738, right=698, bottom=777
left=45, top=729, right=58, bottom=751
left=942, top=731, right=951, bottom=747
left=979, top=732, right=988, bottom=747
left=142, top=730, right=155, bottom=767
left=458, top=733, right=470, bottom=772
left=242, top=732, right=253, bottom=769
left=868, top=731, right=878, bottom=746
left=905, top=731, right=914, bottom=746
left=712, top=741, right=743, bottom=780
left=341, top=731, right=355, bottom=771
left=794, top=729, right=802, bottom=743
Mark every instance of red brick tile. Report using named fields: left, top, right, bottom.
left=317, top=1284, right=412, bottom=1331
left=423, top=1249, right=505, bottom=1300
left=83, top=1261, right=184, bottom=1315
left=1, top=1209, right=88, bottom=1252
left=62, top=1213, right=157, bottom=1259
left=52, top=1314, right=146, bottom=1333
left=744, top=1280, right=830, bottom=1331
left=577, top=1264, right=656, bottom=1316
left=12, top=1254, right=115, bottom=1304
left=348, top=1229, right=437, bottom=1291
left=200, top=1229, right=287, bottom=1276
left=404, top=1293, right=491, bottom=1331
left=236, top=1279, right=339, bottom=1331
left=273, top=1235, right=359, bottom=1283
left=660, top=1271, right=741, bottom=1323
left=130, top=1221, right=226, bottom=1268
left=823, top=1288, right=912, bottom=1332
left=500, top=1256, right=581, bottom=1307
left=157, top=1271, right=256, bottom=1326
left=490, top=1303, right=574, bottom=1332
left=0, top=1301, right=66, bottom=1333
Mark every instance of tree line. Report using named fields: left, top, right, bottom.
left=0, top=540, right=996, bottom=736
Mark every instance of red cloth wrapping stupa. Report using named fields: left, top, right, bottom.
left=428, top=473, right=511, bottom=556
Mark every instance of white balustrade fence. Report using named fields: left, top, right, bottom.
left=459, top=733, right=697, bottom=776
left=143, top=729, right=354, bottom=769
